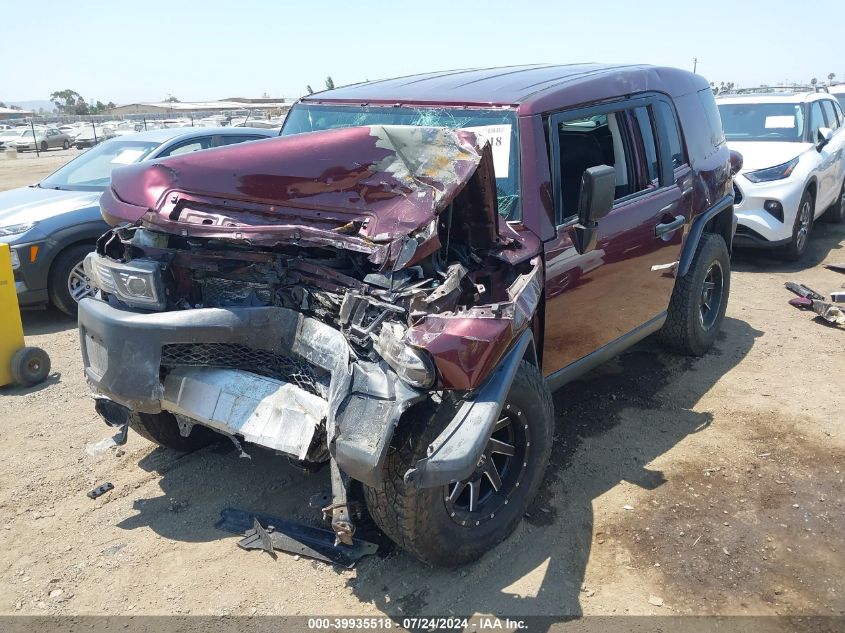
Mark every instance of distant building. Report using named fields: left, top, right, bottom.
left=0, top=107, right=32, bottom=120
left=106, top=99, right=292, bottom=116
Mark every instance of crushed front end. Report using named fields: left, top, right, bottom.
left=79, top=125, right=542, bottom=543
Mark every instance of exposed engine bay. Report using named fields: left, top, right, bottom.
left=80, top=125, right=543, bottom=545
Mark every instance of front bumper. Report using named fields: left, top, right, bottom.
left=78, top=298, right=425, bottom=486
left=2, top=239, right=50, bottom=305
left=732, top=176, right=803, bottom=246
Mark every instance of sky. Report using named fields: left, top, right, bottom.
left=2, top=0, right=840, bottom=106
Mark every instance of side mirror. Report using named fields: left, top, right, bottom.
left=729, top=149, right=743, bottom=176
left=574, top=164, right=615, bottom=254
left=817, top=127, right=833, bottom=151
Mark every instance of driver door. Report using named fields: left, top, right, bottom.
left=542, top=96, right=693, bottom=376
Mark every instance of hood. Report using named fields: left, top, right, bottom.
left=101, top=125, right=500, bottom=265
left=727, top=141, right=810, bottom=172
left=0, top=186, right=101, bottom=226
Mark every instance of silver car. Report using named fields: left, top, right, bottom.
left=13, top=127, right=72, bottom=152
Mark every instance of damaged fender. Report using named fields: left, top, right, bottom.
left=403, top=328, right=535, bottom=488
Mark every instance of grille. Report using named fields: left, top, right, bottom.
left=160, top=343, right=324, bottom=396
left=733, top=183, right=743, bottom=205
left=199, top=277, right=273, bottom=307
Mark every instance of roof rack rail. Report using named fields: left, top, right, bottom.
left=723, top=84, right=829, bottom=95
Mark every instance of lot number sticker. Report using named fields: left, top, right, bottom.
left=463, top=124, right=512, bottom=178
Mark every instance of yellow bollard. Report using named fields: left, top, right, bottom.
left=0, top=243, right=50, bottom=387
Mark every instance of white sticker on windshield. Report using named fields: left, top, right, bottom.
left=765, top=116, right=795, bottom=129
left=110, top=149, right=145, bottom=165
left=462, top=124, right=512, bottom=178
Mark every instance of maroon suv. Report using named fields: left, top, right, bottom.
left=79, top=64, right=736, bottom=566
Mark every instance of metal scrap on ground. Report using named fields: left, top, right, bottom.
left=785, top=282, right=845, bottom=325
left=216, top=508, right=379, bottom=568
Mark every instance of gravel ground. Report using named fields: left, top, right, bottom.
left=0, top=151, right=843, bottom=624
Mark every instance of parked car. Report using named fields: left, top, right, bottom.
left=74, top=125, right=114, bottom=149
left=0, top=127, right=275, bottom=315
left=78, top=64, right=735, bottom=566
left=717, top=91, right=845, bottom=260
left=13, top=127, right=72, bottom=152
left=0, top=127, right=30, bottom=149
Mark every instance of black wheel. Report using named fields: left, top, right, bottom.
left=40, top=141, right=48, bottom=152
left=48, top=244, right=96, bottom=316
left=62, top=140, right=70, bottom=150
left=10, top=347, right=51, bottom=387
left=363, top=361, right=554, bottom=566
left=659, top=233, right=730, bottom=356
left=781, top=189, right=814, bottom=261
left=128, top=411, right=218, bottom=452
left=822, top=179, right=845, bottom=224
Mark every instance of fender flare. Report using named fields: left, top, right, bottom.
left=403, top=328, right=535, bottom=488
left=677, top=193, right=734, bottom=277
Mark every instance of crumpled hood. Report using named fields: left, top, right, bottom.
left=0, top=185, right=101, bottom=226
left=101, top=125, right=500, bottom=264
left=727, top=141, right=811, bottom=173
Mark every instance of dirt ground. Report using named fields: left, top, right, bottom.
left=0, top=150, right=843, bottom=626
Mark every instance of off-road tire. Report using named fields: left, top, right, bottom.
left=363, top=361, right=554, bottom=566
left=128, top=411, right=218, bottom=452
left=48, top=243, right=94, bottom=316
left=781, top=189, right=814, bottom=261
left=659, top=233, right=730, bottom=356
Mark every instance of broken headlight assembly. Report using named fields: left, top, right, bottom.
left=83, top=252, right=166, bottom=311
left=374, top=322, right=436, bottom=389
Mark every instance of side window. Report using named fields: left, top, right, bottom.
left=215, top=135, right=265, bottom=147
left=834, top=100, right=845, bottom=126
left=808, top=102, right=825, bottom=140
left=821, top=100, right=839, bottom=130
left=157, top=137, right=214, bottom=157
left=654, top=101, right=685, bottom=169
left=633, top=107, right=659, bottom=184
left=553, top=108, right=650, bottom=223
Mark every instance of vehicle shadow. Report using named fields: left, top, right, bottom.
left=20, top=307, right=77, bottom=336
left=345, top=316, right=762, bottom=623
left=113, top=316, right=761, bottom=625
left=731, top=219, right=844, bottom=273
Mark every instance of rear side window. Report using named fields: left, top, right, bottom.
left=821, top=100, right=839, bottom=130
left=633, top=107, right=659, bottom=183
left=654, top=100, right=685, bottom=168
left=808, top=102, right=825, bottom=140
left=834, top=100, right=845, bottom=125
left=216, top=135, right=266, bottom=146
left=697, top=89, right=725, bottom=147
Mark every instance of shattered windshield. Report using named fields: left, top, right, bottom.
left=282, top=104, right=521, bottom=220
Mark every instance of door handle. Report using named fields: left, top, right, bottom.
left=655, top=215, right=685, bottom=237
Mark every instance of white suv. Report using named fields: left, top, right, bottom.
left=717, top=91, right=845, bottom=260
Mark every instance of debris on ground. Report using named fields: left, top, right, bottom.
left=824, top=263, right=845, bottom=274
left=84, top=425, right=128, bottom=457
left=785, top=282, right=845, bottom=325
left=86, top=482, right=113, bottom=499
left=648, top=595, right=664, bottom=607
left=216, top=508, right=378, bottom=568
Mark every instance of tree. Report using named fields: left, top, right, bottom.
left=165, top=94, right=179, bottom=103
left=828, top=72, right=836, bottom=84
left=325, top=76, right=335, bottom=90
left=50, top=89, right=89, bottom=114
left=0, top=101, right=5, bottom=108
left=306, top=84, right=314, bottom=95
left=811, top=77, right=818, bottom=86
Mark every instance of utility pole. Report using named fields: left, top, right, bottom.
left=693, top=58, right=698, bottom=73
